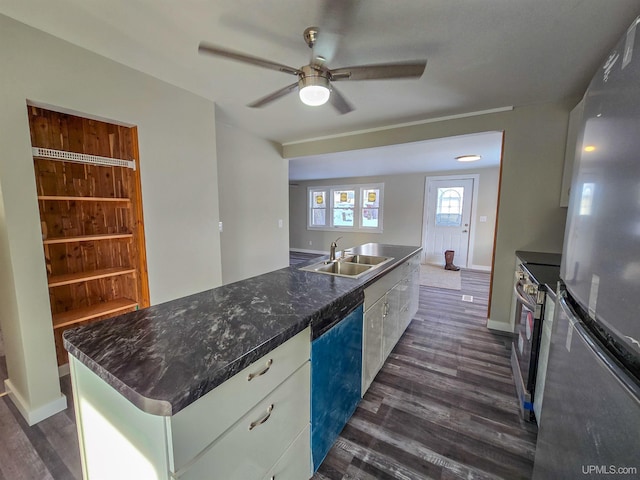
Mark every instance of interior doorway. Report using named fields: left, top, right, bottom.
left=422, top=175, right=478, bottom=268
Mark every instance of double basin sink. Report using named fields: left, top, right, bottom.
left=300, top=254, right=394, bottom=279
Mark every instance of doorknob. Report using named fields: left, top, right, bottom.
left=462, top=229, right=468, bottom=233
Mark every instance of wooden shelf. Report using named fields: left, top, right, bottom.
left=48, top=267, right=137, bottom=287
left=43, top=233, right=133, bottom=245
left=38, top=195, right=131, bottom=203
left=52, top=298, right=138, bottom=329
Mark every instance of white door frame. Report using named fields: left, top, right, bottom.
left=421, top=174, right=480, bottom=268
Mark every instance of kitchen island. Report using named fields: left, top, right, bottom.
left=64, top=243, right=421, bottom=479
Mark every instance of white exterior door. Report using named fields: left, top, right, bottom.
left=422, top=177, right=474, bottom=267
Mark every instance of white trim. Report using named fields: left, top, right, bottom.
left=421, top=174, right=480, bottom=268
left=486, top=318, right=512, bottom=333
left=283, top=106, right=514, bottom=146
left=3, top=379, right=67, bottom=426
left=26, top=100, right=136, bottom=127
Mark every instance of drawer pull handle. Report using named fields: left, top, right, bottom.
left=249, top=404, right=274, bottom=431
left=247, top=359, right=273, bottom=381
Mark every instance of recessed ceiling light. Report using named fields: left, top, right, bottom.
left=456, top=154, right=482, bottom=162
left=584, top=145, right=596, bottom=152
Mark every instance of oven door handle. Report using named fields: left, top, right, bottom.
left=514, top=281, right=537, bottom=310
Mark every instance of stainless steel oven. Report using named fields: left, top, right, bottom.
left=511, top=263, right=546, bottom=422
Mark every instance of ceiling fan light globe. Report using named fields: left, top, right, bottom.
left=299, top=85, right=331, bottom=106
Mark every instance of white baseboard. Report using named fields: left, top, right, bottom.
left=289, top=248, right=328, bottom=255
left=4, top=379, right=67, bottom=426
left=486, top=318, right=513, bottom=333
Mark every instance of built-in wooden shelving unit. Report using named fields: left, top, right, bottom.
left=43, top=233, right=134, bottom=245
left=52, top=298, right=139, bottom=330
left=48, top=267, right=137, bottom=288
left=28, top=106, right=150, bottom=365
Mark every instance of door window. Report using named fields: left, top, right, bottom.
left=435, top=187, right=464, bottom=226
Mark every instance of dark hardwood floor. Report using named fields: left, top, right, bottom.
left=313, top=270, right=537, bottom=480
left=0, top=265, right=536, bottom=480
left=0, top=375, right=80, bottom=480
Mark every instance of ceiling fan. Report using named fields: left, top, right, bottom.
left=198, top=2, right=427, bottom=114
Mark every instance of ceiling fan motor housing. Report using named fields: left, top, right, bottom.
left=299, top=65, right=331, bottom=89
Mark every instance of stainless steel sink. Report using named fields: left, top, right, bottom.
left=342, top=254, right=389, bottom=265
left=300, top=254, right=394, bottom=278
left=315, top=262, right=372, bottom=276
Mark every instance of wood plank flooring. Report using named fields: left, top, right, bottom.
left=313, top=270, right=537, bottom=480
left=0, top=266, right=536, bottom=479
left=0, top=375, right=81, bottom=480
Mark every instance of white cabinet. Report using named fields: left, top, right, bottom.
left=362, top=295, right=385, bottom=392
left=361, top=253, right=420, bottom=395
left=180, top=365, right=310, bottom=480
left=69, top=327, right=311, bottom=480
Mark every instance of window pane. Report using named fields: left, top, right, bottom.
left=333, top=190, right=355, bottom=227
left=312, top=191, right=326, bottom=207
left=333, top=190, right=355, bottom=208
left=333, top=208, right=354, bottom=227
left=310, top=190, right=327, bottom=226
left=436, top=187, right=463, bottom=226
left=362, top=189, right=380, bottom=208
left=312, top=209, right=326, bottom=226
left=361, top=208, right=378, bottom=228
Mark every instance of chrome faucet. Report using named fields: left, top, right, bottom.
left=329, top=236, right=343, bottom=262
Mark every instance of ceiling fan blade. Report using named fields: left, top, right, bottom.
left=312, top=0, right=360, bottom=65
left=248, top=82, right=299, bottom=108
left=329, top=85, right=354, bottom=114
left=198, top=42, right=301, bottom=76
left=330, top=61, right=427, bottom=81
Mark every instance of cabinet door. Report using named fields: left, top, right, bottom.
left=409, top=264, right=420, bottom=322
left=383, top=284, right=401, bottom=358
left=261, top=425, right=311, bottom=480
left=362, top=296, right=385, bottom=395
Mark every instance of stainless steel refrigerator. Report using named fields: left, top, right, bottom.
left=533, top=15, right=640, bottom=479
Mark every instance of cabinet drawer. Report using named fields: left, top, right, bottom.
left=170, top=327, right=310, bottom=471
left=262, top=425, right=311, bottom=480
left=364, top=268, right=402, bottom=310
left=178, top=363, right=310, bottom=480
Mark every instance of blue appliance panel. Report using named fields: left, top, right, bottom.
left=311, top=305, right=363, bottom=472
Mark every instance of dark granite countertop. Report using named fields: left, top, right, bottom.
left=63, top=243, right=421, bottom=416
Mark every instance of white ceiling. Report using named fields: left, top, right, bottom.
left=2, top=1, right=639, bottom=181
left=2, top=0, right=640, bottom=147
left=288, top=130, right=503, bottom=181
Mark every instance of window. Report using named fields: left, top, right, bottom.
left=435, top=187, right=463, bottom=227
left=308, top=183, right=384, bottom=232
left=310, top=190, right=327, bottom=227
